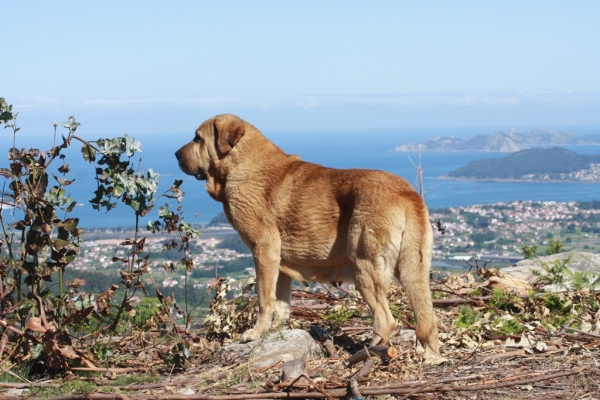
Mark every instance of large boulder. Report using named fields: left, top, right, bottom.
left=218, top=329, right=323, bottom=368
left=502, top=251, right=600, bottom=291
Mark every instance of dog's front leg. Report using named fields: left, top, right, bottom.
left=240, top=242, right=281, bottom=342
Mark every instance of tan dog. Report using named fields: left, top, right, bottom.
left=176, top=114, right=440, bottom=360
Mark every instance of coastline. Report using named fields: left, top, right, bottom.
left=394, top=149, right=514, bottom=153
left=437, top=176, right=600, bottom=184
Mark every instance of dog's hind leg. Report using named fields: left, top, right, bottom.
left=274, top=272, right=291, bottom=324
left=349, top=224, right=398, bottom=344
left=394, top=224, right=440, bottom=360
left=351, top=256, right=397, bottom=345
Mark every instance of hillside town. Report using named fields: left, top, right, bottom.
left=521, top=163, right=600, bottom=182
left=71, top=236, right=237, bottom=271
left=431, top=200, right=600, bottom=263
left=71, top=233, right=251, bottom=289
left=65, top=200, right=600, bottom=295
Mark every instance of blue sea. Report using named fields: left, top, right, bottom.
left=2, top=127, right=600, bottom=228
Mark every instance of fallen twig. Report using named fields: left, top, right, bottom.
left=363, top=366, right=589, bottom=396
left=112, top=378, right=204, bottom=391
left=49, top=367, right=591, bottom=399
left=0, top=381, right=61, bottom=388
left=71, top=367, right=144, bottom=373
left=565, top=327, right=600, bottom=339
left=339, top=325, right=370, bottom=332
left=0, top=319, right=41, bottom=344
left=355, top=357, right=376, bottom=381
left=310, top=325, right=338, bottom=358
left=477, top=346, right=559, bottom=362
left=283, top=373, right=335, bottom=400
left=397, top=344, right=480, bottom=399
left=346, top=345, right=397, bottom=365
left=433, top=296, right=491, bottom=306
left=349, top=378, right=363, bottom=399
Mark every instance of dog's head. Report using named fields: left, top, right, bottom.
left=175, top=114, right=246, bottom=200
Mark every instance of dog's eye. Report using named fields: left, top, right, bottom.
left=194, top=136, right=203, bottom=143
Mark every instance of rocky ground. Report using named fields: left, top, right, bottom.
left=3, top=252, right=599, bottom=399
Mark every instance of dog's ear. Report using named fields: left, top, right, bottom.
left=214, top=115, right=245, bottom=155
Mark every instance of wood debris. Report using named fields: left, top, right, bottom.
left=1, top=270, right=599, bottom=399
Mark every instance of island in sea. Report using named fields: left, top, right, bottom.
left=443, top=147, right=600, bottom=182
left=395, top=128, right=600, bottom=152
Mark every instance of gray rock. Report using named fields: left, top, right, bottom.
left=219, top=329, right=323, bottom=368
left=282, top=358, right=305, bottom=381
left=396, top=329, right=416, bottom=343
left=503, top=252, right=600, bottom=291
left=179, top=387, right=196, bottom=395
left=6, top=389, right=28, bottom=397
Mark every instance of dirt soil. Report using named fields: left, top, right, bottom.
left=6, top=270, right=600, bottom=400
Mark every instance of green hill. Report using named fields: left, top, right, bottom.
left=446, top=147, right=600, bottom=180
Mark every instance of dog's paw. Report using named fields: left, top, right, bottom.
left=240, top=328, right=262, bottom=343
left=275, top=301, right=291, bottom=321
left=423, top=348, right=448, bottom=365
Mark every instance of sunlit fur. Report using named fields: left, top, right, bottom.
left=176, top=114, right=440, bottom=360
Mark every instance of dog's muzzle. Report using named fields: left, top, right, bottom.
left=175, top=149, right=207, bottom=180
left=195, top=170, right=207, bottom=180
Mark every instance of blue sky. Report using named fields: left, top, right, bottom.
left=3, top=1, right=600, bottom=137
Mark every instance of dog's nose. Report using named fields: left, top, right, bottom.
left=175, top=149, right=181, bottom=159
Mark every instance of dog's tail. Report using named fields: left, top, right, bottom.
left=394, top=194, right=439, bottom=355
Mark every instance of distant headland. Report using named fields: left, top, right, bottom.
left=395, top=128, right=600, bottom=152
left=443, top=147, right=600, bottom=182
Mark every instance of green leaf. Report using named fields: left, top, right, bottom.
left=112, top=185, right=124, bottom=198
left=66, top=201, right=77, bottom=212
left=0, top=168, right=12, bottom=178
left=158, top=204, right=172, bottom=218
left=81, top=143, right=97, bottom=163
left=129, top=200, right=140, bottom=211
left=16, top=298, right=36, bottom=311
left=62, top=116, right=81, bottom=132
left=65, top=252, right=77, bottom=264
left=54, top=239, right=69, bottom=250
left=124, top=134, right=142, bottom=157
left=64, top=218, right=79, bottom=232
left=30, top=344, right=44, bottom=360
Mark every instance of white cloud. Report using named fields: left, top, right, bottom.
left=82, top=97, right=249, bottom=109
left=83, top=99, right=161, bottom=106
left=295, top=101, right=319, bottom=109
left=14, top=96, right=62, bottom=109
left=291, top=91, right=599, bottom=108
left=500, top=98, right=521, bottom=105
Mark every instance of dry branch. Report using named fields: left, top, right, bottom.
left=0, top=319, right=41, bottom=343
left=432, top=296, right=491, bottom=306
left=0, top=381, right=61, bottom=388
left=310, top=325, right=339, bottom=358
left=477, top=346, right=559, bottom=362
left=112, top=378, right=204, bottom=391
left=321, top=339, right=338, bottom=358
left=346, top=345, right=397, bottom=365
left=355, top=357, right=376, bottom=381
left=565, top=327, right=600, bottom=339
left=349, top=377, right=362, bottom=399
left=49, top=367, right=591, bottom=399
left=363, top=366, right=589, bottom=396
left=70, top=367, right=144, bottom=373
